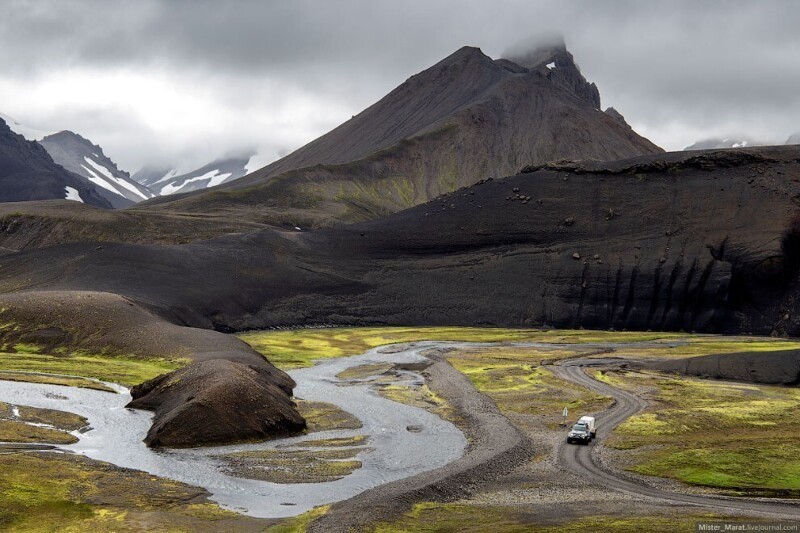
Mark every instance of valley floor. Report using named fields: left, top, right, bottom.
left=1, top=327, right=799, bottom=531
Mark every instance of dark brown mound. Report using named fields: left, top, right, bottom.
left=648, top=350, right=800, bottom=385
left=127, top=359, right=306, bottom=447
left=0, top=291, right=303, bottom=447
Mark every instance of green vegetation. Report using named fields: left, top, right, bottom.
left=446, top=346, right=611, bottom=423
left=603, top=370, right=800, bottom=496
left=610, top=337, right=800, bottom=359
left=238, top=326, right=562, bottom=369
left=336, top=362, right=394, bottom=380
left=284, top=435, right=368, bottom=448
left=239, top=327, right=682, bottom=370
left=296, top=400, right=363, bottom=432
left=378, top=383, right=457, bottom=423
left=240, top=327, right=800, bottom=371
left=266, top=506, right=329, bottom=533
left=221, top=448, right=363, bottom=484
left=0, top=420, right=78, bottom=445
left=0, top=351, right=184, bottom=386
left=11, top=405, right=87, bottom=432
left=0, top=371, right=115, bottom=392
left=372, top=503, right=535, bottom=532
left=0, top=451, right=270, bottom=532
left=370, top=502, right=748, bottom=532
left=0, top=402, right=87, bottom=445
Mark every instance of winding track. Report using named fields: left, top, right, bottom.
left=553, top=358, right=800, bottom=519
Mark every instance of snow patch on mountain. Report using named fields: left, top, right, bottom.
left=83, top=156, right=150, bottom=200
left=159, top=169, right=232, bottom=195
left=64, top=186, right=83, bottom=203
left=40, top=131, right=155, bottom=208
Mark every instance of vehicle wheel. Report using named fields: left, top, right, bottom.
left=566, top=438, right=572, bottom=444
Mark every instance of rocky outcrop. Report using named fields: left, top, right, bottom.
left=503, top=36, right=601, bottom=109
left=127, top=359, right=306, bottom=447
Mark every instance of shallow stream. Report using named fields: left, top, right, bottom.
left=0, top=342, right=467, bottom=518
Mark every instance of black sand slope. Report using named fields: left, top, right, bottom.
left=2, top=146, right=800, bottom=337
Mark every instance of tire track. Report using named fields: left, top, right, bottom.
left=552, top=358, right=800, bottom=519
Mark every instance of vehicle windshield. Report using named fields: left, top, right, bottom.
left=571, top=424, right=587, bottom=432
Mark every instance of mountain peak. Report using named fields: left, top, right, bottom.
left=44, top=130, right=102, bottom=152
left=502, top=34, right=567, bottom=68
left=424, top=45, right=495, bottom=73
left=501, top=35, right=600, bottom=109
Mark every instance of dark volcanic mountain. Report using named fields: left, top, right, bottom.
left=4, top=146, right=800, bottom=337
left=0, top=118, right=111, bottom=208
left=132, top=154, right=253, bottom=196
left=138, top=41, right=662, bottom=229
left=39, top=131, right=156, bottom=208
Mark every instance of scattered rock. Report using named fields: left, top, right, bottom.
left=564, top=217, right=575, bottom=226
left=572, top=252, right=581, bottom=260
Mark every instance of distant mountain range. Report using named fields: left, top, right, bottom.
left=39, top=131, right=155, bottom=208
left=0, top=118, right=111, bottom=208
left=131, top=154, right=254, bottom=196
left=0, top=112, right=262, bottom=207
left=686, top=134, right=800, bottom=150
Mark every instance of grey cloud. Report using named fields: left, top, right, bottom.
left=0, top=0, right=798, bottom=169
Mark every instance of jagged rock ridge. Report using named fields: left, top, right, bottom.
left=0, top=118, right=111, bottom=208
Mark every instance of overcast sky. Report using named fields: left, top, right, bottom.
left=1, top=0, right=799, bottom=173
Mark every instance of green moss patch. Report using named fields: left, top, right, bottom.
left=283, top=435, right=368, bottom=448
left=0, top=420, right=78, bottom=445
left=606, top=370, right=800, bottom=495
left=372, top=502, right=761, bottom=532
left=0, top=451, right=269, bottom=531
left=446, top=348, right=611, bottom=423
left=221, top=448, right=364, bottom=484
left=377, top=383, right=458, bottom=423
left=238, top=327, right=602, bottom=370
left=0, top=371, right=116, bottom=392
left=0, top=351, right=184, bottom=386
left=296, top=401, right=362, bottom=433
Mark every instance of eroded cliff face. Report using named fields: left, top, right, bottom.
left=1, top=147, right=799, bottom=337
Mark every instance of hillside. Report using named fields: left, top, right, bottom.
left=0, top=118, right=111, bottom=208
left=137, top=41, right=662, bottom=228
left=2, top=146, right=799, bottom=337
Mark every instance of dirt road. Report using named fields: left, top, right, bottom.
left=553, top=358, right=800, bottom=519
